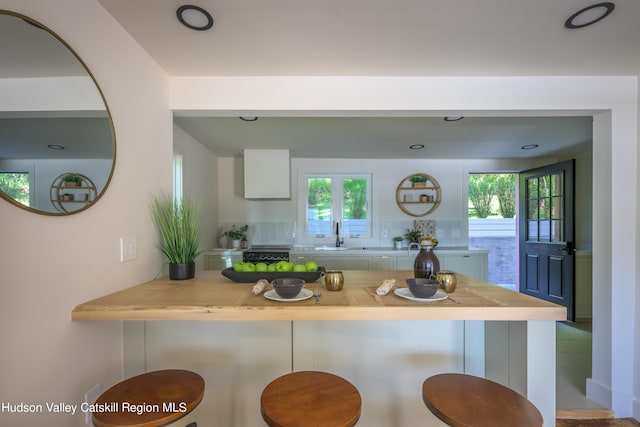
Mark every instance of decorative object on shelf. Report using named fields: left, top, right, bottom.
left=393, top=236, right=404, bottom=249
left=50, top=172, right=97, bottom=213
left=224, top=224, right=249, bottom=250
left=404, top=228, right=422, bottom=244
left=410, top=175, right=428, bottom=188
left=395, top=173, right=442, bottom=217
left=63, top=174, right=82, bottom=187
left=150, top=192, right=205, bottom=280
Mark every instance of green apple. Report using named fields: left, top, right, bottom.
left=242, top=263, right=256, bottom=272
left=304, top=261, right=319, bottom=272
left=233, top=262, right=245, bottom=272
left=255, top=262, right=268, bottom=272
left=267, top=263, right=277, bottom=272
left=292, top=263, right=307, bottom=272
left=276, top=261, right=293, bottom=272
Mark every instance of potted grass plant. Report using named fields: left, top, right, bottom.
left=150, top=193, right=205, bottom=280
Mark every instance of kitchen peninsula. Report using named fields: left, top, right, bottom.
left=73, top=271, right=565, bottom=426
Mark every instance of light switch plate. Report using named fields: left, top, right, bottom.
left=120, top=236, right=137, bottom=262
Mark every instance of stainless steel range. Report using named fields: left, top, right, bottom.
left=242, top=245, right=290, bottom=264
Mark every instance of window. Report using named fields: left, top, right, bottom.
left=172, top=152, right=183, bottom=202
left=304, top=174, right=371, bottom=240
left=0, top=172, right=30, bottom=207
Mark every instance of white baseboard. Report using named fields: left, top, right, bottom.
left=586, top=378, right=612, bottom=409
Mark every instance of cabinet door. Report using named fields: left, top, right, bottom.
left=442, top=254, right=488, bottom=281
left=371, top=255, right=393, bottom=270
left=395, top=255, right=414, bottom=271
left=312, top=255, right=372, bottom=270
left=204, top=254, right=241, bottom=270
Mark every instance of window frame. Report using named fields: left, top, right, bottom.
left=300, top=173, right=372, bottom=244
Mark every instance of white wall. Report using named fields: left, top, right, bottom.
left=173, top=123, right=219, bottom=269
left=0, top=1, right=171, bottom=426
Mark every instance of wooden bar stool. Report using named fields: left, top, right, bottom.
left=422, top=373, right=543, bottom=427
left=92, top=369, right=205, bottom=427
left=260, top=371, right=361, bottom=427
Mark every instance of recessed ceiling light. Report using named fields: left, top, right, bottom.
left=177, top=5, right=213, bottom=31
left=410, top=144, right=425, bottom=150
left=47, top=144, right=65, bottom=150
left=239, top=116, right=258, bottom=122
left=444, top=116, right=464, bottom=122
left=521, top=144, right=539, bottom=150
left=565, top=2, right=615, bottom=29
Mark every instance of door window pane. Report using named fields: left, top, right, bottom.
left=551, top=173, right=563, bottom=196
left=527, top=220, right=539, bottom=240
left=527, top=178, right=538, bottom=198
left=538, top=176, right=550, bottom=198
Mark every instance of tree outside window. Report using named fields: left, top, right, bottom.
left=0, top=172, right=29, bottom=206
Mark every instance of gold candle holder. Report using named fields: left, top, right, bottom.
left=324, top=270, right=344, bottom=291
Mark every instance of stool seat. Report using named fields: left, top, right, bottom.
left=92, top=369, right=205, bottom=427
left=261, top=371, right=361, bottom=427
left=422, top=373, right=543, bottom=427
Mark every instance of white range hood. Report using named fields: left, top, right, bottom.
left=243, top=149, right=291, bottom=199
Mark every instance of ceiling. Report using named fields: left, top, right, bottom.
left=6, top=1, right=640, bottom=159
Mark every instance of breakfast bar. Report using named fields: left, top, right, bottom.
left=73, top=270, right=566, bottom=426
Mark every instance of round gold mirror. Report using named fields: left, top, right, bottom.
left=0, top=11, right=115, bottom=215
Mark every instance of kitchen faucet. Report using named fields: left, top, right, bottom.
left=335, top=222, right=344, bottom=247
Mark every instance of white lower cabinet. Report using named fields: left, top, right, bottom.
left=443, top=253, right=488, bottom=282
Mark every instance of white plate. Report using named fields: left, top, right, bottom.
left=394, top=288, right=448, bottom=302
left=264, top=288, right=313, bottom=302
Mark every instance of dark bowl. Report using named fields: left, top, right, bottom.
left=272, top=278, right=305, bottom=298
left=406, top=278, right=439, bottom=298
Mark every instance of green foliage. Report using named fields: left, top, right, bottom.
left=224, top=224, right=248, bottom=240
left=150, top=193, right=205, bottom=264
left=0, top=173, right=29, bottom=205
left=468, top=174, right=495, bottom=218
left=308, top=178, right=332, bottom=220
left=343, top=178, right=367, bottom=220
left=410, top=175, right=427, bottom=183
left=495, top=174, right=516, bottom=218
left=63, top=174, right=82, bottom=183
left=468, top=173, right=516, bottom=218
left=404, top=228, right=422, bottom=243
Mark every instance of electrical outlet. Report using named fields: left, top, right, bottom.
left=120, top=236, right=137, bottom=262
left=436, top=229, right=443, bottom=238
left=84, top=384, right=101, bottom=424
left=381, top=229, right=388, bottom=238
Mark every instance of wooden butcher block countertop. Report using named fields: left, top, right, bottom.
left=71, top=270, right=566, bottom=322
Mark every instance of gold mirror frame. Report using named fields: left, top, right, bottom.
left=0, top=10, right=116, bottom=215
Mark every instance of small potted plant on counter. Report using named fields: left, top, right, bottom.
left=224, top=224, right=248, bottom=250
left=393, top=236, right=404, bottom=249
left=150, top=192, right=205, bottom=280
left=404, top=228, right=422, bottom=244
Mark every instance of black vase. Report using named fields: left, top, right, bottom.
left=169, top=262, right=195, bottom=280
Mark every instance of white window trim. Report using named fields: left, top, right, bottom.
left=298, top=173, right=372, bottom=246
